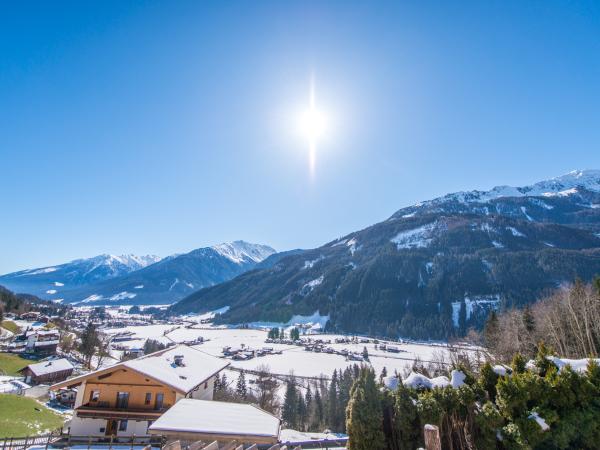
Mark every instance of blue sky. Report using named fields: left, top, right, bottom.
left=2, top=0, right=600, bottom=273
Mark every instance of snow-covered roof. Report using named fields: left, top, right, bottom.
left=148, top=398, right=280, bottom=440
left=123, top=345, right=229, bottom=393
left=25, top=358, right=74, bottom=376
left=50, top=344, right=228, bottom=394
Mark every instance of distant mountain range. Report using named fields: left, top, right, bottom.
left=171, top=170, right=600, bottom=339
left=0, top=241, right=275, bottom=306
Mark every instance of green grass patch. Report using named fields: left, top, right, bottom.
left=0, top=320, right=21, bottom=334
left=0, top=394, right=64, bottom=438
left=0, top=352, right=39, bottom=376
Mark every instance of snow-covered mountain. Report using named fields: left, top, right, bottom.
left=172, top=170, right=600, bottom=340
left=401, top=169, right=600, bottom=211
left=0, top=254, right=161, bottom=298
left=0, top=241, right=276, bottom=306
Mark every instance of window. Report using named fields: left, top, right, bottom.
left=90, top=390, right=100, bottom=402
left=116, top=392, right=129, bottom=409
left=145, top=393, right=152, bottom=405
left=154, top=393, right=164, bottom=410
left=119, top=420, right=128, bottom=432
left=204, top=382, right=208, bottom=389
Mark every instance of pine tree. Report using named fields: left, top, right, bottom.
left=305, top=383, right=313, bottom=422
left=328, top=369, right=339, bottom=431
left=79, top=323, right=100, bottom=368
left=313, top=386, right=324, bottom=430
left=379, top=366, right=388, bottom=385
left=282, top=377, right=299, bottom=428
left=290, top=327, right=300, bottom=341
left=393, top=382, right=421, bottom=450
left=523, top=305, right=535, bottom=332
left=483, top=310, right=499, bottom=348
left=346, top=367, right=386, bottom=450
left=297, top=394, right=307, bottom=431
left=236, top=370, right=247, bottom=400
left=268, top=327, right=279, bottom=339
left=362, top=346, right=369, bottom=361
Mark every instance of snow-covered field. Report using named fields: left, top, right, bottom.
left=103, top=325, right=464, bottom=379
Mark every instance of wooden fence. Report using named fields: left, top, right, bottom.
left=0, top=432, right=61, bottom=450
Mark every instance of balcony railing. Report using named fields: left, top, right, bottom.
left=76, top=403, right=170, bottom=420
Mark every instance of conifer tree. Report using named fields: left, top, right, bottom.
left=362, top=346, right=369, bottom=361
left=297, top=394, right=307, bottom=431
left=328, top=369, right=339, bottom=431
left=313, top=386, right=324, bottom=430
left=236, top=370, right=247, bottom=400
left=282, top=377, right=299, bottom=428
left=380, top=366, right=388, bottom=384
left=346, top=367, right=386, bottom=450
left=79, top=323, right=100, bottom=369
left=393, top=382, right=421, bottom=450
left=483, top=310, right=499, bottom=348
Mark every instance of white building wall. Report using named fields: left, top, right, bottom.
left=188, top=375, right=217, bottom=401
left=74, top=381, right=86, bottom=408
left=69, top=416, right=105, bottom=436
left=70, top=415, right=152, bottom=437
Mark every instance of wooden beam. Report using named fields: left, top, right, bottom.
left=424, top=424, right=441, bottom=450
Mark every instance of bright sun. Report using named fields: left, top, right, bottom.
left=297, top=78, right=327, bottom=174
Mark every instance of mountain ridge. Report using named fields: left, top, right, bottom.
left=171, top=170, right=600, bottom=339
left=0, top=241, right=275, bottom=305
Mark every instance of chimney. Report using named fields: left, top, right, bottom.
left=174, top=355, right=185, bottom=367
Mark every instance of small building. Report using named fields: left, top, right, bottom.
left=148, top=398, right=280, bottom=446
left=51, top=345, right=229, bottom=437
left=51, top=387, right=78, bottom=407
left=23, top=329, right=60, bottom=355
left=20, top=358, right=74, bottom=385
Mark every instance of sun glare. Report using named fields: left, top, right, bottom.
left=297, top=77, right=328, bottom=175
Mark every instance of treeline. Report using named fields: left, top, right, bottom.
left=213, top=363, right=372, bottom=433
left=0, top=285, right=66, bottom=321
left=483, top=278, right=600, bottom=361
left=345, top=347, right=600, bottom=450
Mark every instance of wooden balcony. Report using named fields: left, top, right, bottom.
left=76, top=402, right=170, bottom=420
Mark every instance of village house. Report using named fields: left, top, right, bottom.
left=50, top=345, right=229, bottom=438
left=8, top=329, right=61, bottom=355
left=20, top=358, right=74, bottom=385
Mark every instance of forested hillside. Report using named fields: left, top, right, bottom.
left=172, top=171, right=600, bottom=339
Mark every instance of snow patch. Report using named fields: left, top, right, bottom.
left=346, top=238, right=359, bottom=255
left=109, top=291, right=137, bottom=301
left=506, top=226, right=526, bottom=237
left=520, top=206, right=534, bottom=221
left=301, top=276, right=324, bottom=294
left=451, top=295, right=500, bottom=327
left=21, top=267, right=57, bottom=276
left=491, top=240, right=504, bottom=249
left=134, top=285, right=144, bottom=289
left=53, top=282, right=64, bottom=287
left=529, top=198, right=554, bottom=210
left=303, top=256, right=324, bottom=269
left=169, top=278, right=180, bottom=291
left=391, top=222, right=442, bottom=249
left=80, top=294, right=103, bottom=304
left=528, top=412, right=550, bottom=431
